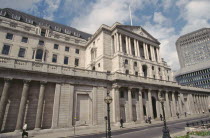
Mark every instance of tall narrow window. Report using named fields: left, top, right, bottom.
left=54, top=44, right=59, bottom=49
left=64, top=56, right=69, bottom=65
left=52, top=54, right=57, bottom=63
left=65, top=46, right=70, bottom=52
left=75, top=58, right=79, bottom=66
left=1, top=45, right=10, bottom=55
left=75, top=49, right=80, bottom=54
left=6, top=33, right=13, bottom=40
left=18, top=48, right=26, bottom=57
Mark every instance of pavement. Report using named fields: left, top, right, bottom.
left=0, top=114, right=209, bottom=138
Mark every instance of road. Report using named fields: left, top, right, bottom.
left=75, top=115, right=209, bottom=138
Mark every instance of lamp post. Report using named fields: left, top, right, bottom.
left=158, top=92, right=171, bottom=138
left=104, top=92, right=113, bottom=138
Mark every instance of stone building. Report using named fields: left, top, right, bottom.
left=175, top=28, right=210, bottom=89
left=0, top=8, right=209, bottom=133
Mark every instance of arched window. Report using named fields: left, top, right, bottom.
left=36, top=49, right=43, bottom=60
left=125, top=59, right=128, bottom=64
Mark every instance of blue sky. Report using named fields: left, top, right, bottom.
left=1, top=0, right=210, bottom=71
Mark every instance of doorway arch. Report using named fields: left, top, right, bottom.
left=152, top=96, right=157, bottom=118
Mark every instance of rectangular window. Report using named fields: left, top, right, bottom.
left=75, top=49, right=80, bottom=54
left=6, top=33, right=13, bottom=40
left=18, top=48, right=26, bottom=57
left=1, top=45, right=10, bottom=55
left=21, top=37, right=28, bottom=43
left=135, top=71, right=138, bottom=76
left=38, top=40, right=44, bottom=46
left=131, top=92, right=135, bottom=99
left=52, top=54, right=57, bottom=63
left=75, top=58, right=79, bottom=66
left=64, top=56, right=69, bottom=65
left=65, top=46, right=70, bottom=52
left=120, top=91, right=124, bottom=98
left=54, top=44, right=59, bottom=49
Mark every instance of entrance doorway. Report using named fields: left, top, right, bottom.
left=132, top=105, right=137, bottom=122
left=152, top=97, right=157, bottom=118
left=143, top=105, right=146, bottom=116
left=120, top=106, right=126, bottom=122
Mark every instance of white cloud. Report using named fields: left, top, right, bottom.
left=143, top=12, right=180, bottom=71
left=153, top=12, right=168, bottom=25
left=42, top=0, right=61, bottom=20
left=70, top=0, right=148, bottom=34
left=177, top=0, right=210, bottom=34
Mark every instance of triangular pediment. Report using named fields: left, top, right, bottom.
left=117, top=25, right=159, bottom=43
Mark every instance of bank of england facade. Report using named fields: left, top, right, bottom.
left=0, top=8, right=209, bottom=133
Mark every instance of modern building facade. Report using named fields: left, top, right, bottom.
left=0, top=8, right=209, bottom=133
left=175, top=28, right=210, bottom=89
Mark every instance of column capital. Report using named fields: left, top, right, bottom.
left=40, top=81, right=47, bottom=85
left=138, top=87, right=144, bottom=91
left=127, top=86, right=133, bottom=91
left=112, top=84, right=120, bottom=89
left=4, top=78, right=13, bottom=82
left=23, top=80, right=31, bottom=84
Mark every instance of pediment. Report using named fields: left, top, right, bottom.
left=118, top=25, right=158, bottom=42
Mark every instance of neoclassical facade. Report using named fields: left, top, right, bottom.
left=0, top=8, right=209, bottom=133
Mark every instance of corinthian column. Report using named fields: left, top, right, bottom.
left=165, top=91, right=170, bottom=118
left=35, top=81, right=47, bottom=130
left=172, top=92, right=177, bottom=116
left=15, top=80, right=30, bottom=131
left=128, top=87, right=133, bottom=122
left=148, top=89, right=154, bottom=119
left=0, top=78, right=12, bottom=129
left=138, top=88, right=144, bottom=122
left=112, top=85, right=120, bottom=123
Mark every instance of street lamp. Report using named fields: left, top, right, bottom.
left=104, top=92, right=113, bottom=138
left=158, top=92, right=171, bottom=138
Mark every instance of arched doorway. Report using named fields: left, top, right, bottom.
left=152, top=96, right=157, bottom=118
left=142, top=65, right=147, bottom=78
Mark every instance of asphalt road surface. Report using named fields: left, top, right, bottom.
left=74, top=115, right=209, bottom=138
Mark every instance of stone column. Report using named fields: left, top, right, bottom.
left=128, top=37, right=132, bottom=55
left=112, top=85, right=120, bottom=123
left=116, top=33, right=119, bottom=52
left=178, top=94, right=183, bottom=115
left=51, top=83, right=61, bottom=129
left=138, top=88, right=144, bottom=122
left=148, top=89, right=154, bottom=119
left=92, top=87, right=97, bottom=125
left=204, top=95, right=208, bottom=112
left=165, top=91, right=170, bottom=118
left=35, top=81, right=46, bottom=130
left=128, top=87, right=133, bottom=122
left=0, top=78, right=12, bottom=129
left=136, top=40, right=140, bottom=57
left=125, top=36, right=129, bottom=55
left=150, top=46, right=155, bottom=61
left=145, top=44, right=149, bottom=60
left=119, top=34, right=122, bottom=52
left=172, top=92, right=177, bottom=116
left=15, top=80, right=30, bottom=131
left=114, top=34, right=117, bottom=54
left=143, top=43, right=147, bottom=59
left=134, top=39, right=137, bottom=56
left=194, top=95, right=199, bottom=114
left=156, top=48, right=161, bottom=63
